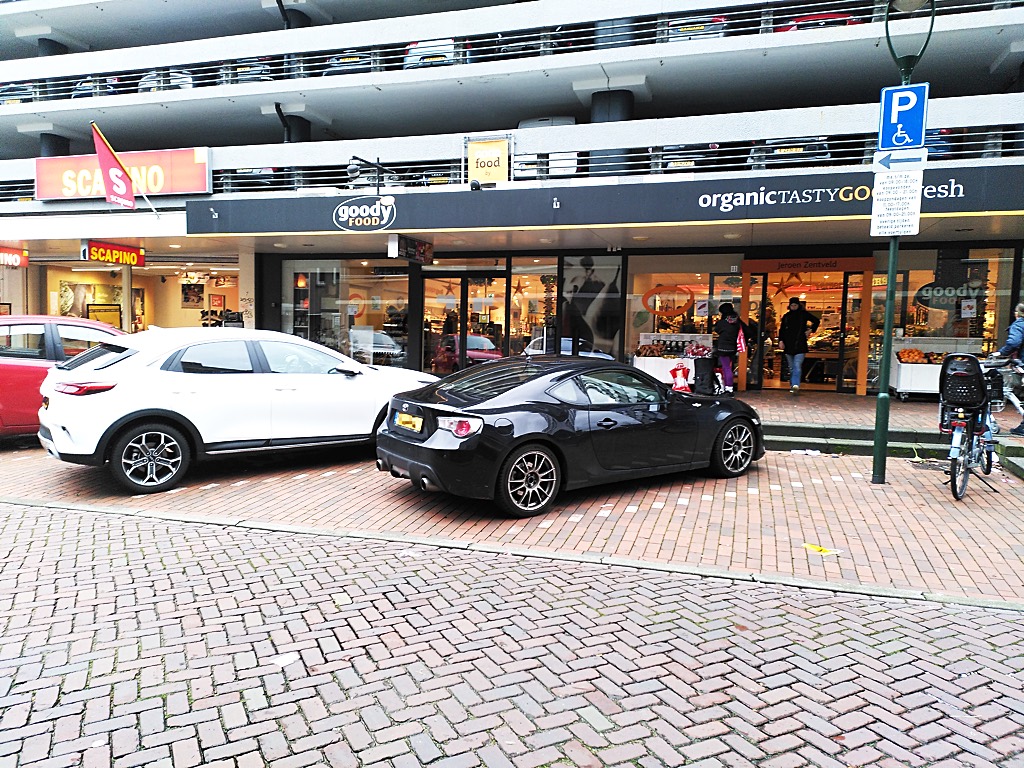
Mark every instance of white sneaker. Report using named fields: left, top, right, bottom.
left=790, top=385, right=799, bottom=394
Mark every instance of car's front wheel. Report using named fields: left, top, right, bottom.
left=709, top=418, right=756, bottom=477
left=110, top=423, right=191, bottom=493
left=496, top=443, right=561, bottom=517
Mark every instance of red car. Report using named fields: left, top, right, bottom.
left=775, top=13, right=864, bottom=32
left=0, top=315, right=124, bottom=437
left=430, top=333, right=503, bottom=374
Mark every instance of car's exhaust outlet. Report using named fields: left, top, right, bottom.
left=420, top=477, right=437, bottom=492
left=375, top=459, right=385, bottom=471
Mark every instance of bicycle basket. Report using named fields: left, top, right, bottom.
left=987, top=368, right=1006, bottom=411
left=939, top=353, right=987, bottom=409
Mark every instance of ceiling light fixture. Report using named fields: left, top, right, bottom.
left=723, top=233, right=742, bottom=240
left=168, top=244, right=182, bottom=249
left=631, top=236, right=650, bottom=242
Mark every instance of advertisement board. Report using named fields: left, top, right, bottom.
left=37, top=147, right=211, bottom=200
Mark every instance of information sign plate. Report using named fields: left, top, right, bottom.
left=870, top=170, right=923, bottom=237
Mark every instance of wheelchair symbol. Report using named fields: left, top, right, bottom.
left=890, top=124, right=913, bottom=146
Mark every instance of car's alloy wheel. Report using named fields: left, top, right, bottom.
left=710, top=419, right=755, bottom=477
left=110, top=423, right=191, bottom=493
left=497, top=444, right=561, bottom=517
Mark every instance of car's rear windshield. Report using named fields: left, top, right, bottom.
left=56, top=342, right=136, bottom=371
left=437, top=362, right=544, bottom=403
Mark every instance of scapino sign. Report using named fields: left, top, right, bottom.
left=36, top=148, right=211, bottom=200
left=81, top=240, right=146, bottom=267
left=0, top=246, right=29, bottom=268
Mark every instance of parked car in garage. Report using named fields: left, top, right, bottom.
left=0, top=82, right=35, bottom=105
left=748, top=136, right=831, bottom=168
left=514, top=116, right=584, bottom=179
left=775, top=12, right=863, bottom=32
left=376, top=356, right=765, bottom=517
left=70, top=76, right=122, bottom=99
left=322, top=49, right=380, bottom=75
left=403, top=39, right=475, bottom=68
left=491, top=24, right=581, bottom=58
left=656, top=14, right=729, bottom=41
left=138, top=69, right=195, bottom=92
left=651, top=142, right=723, bottom=171
left=1, top=315, right=124, bottom=438
left=37, top=327, right=437, bottom=493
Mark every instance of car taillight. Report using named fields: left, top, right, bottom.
left=436, top=416, right=483, bottom=438
left=54, top=382, right=117, bottom=396
left=711, top=16, right=727, bottom=22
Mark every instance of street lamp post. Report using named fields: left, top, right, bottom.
left=346, top=156, right=393, bottom=195
left=871, top=0, right=936, bottom=484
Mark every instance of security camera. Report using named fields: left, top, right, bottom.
left=160, top=275, right=167, bottom=283
left=346, top=163, right=362, bottom=179
left=470, top=179, right=482, bottom=191
left=110, top=270, right=118, bottom=278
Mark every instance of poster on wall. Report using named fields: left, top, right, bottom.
left=210, top=294, right=225, bottom=309
left=0, top=303, right=10, bottom=316
left=181, top=284, right=205, bottom=309
left=561, top=254, right=622, bottom=357
left=59, top=281, right=143, bottom=320
left=87, top=303, right=122, bottom=327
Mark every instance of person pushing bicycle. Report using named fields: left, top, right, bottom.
left=991, top=302, right=1024, bottom=436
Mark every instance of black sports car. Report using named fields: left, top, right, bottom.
left=376, top=357, right=765, bottom=517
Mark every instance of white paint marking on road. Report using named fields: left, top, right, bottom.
left=811, top=479, right=823, bottom=484
left=507, top=526, right=521, bottom=535
left=701, top=494, right=713, bottom=501
left=348, top=469, right=360, bottom=474
left=770, top=484, right=782, bottom=490
left=626, top=505, right=638, bottom=512
left=294, top=474, right=309, bottom=480
left=268, top=652, right=301, bottom=668
left=321, top=471, right=336, bottom=477
left=832, top=476, right=845, bottom=482
left=601, top=503, right=613, bottom=507
left=652, top=502, right=664, bottom=509
left=395, top=549, right=424, bottom=560
left=568, top=515, right=584, bottom=522
left=725, top=491, right=736, bottom=498
left=748, top=489, right=759, bottom=495
left=851, top=472, right=864, bottom=477
left=200, top=483, right=219, bottom=490
left=538, top=521, right=552, bottom=529
left=11, top=456, right=32, bottom=462
left=676, top=497, right=688, bottom=505
left=791, top=482, right=803, bottom=488
left=597, top=511, right=611, bottom=517
left=166, top=487, right=187, bottom=494
left=231, top=480, right=249, bottom=487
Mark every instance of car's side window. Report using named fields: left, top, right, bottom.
left=0, top=324, right=47, bottom=360
left=178, top=341, right=254, bottom=374
left=547, top=378, right=589, bottom=406
left=57, top=325, right=116, bottom=359
left=260, top=340, right=341, bottom=374
left=578, top=370, right=663, bottom=406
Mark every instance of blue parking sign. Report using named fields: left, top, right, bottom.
left=878, top=83, right=929, bottom=150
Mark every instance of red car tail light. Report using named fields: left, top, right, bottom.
left=54, top=382, right=117, bottom=396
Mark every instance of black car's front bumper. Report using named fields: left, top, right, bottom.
left=375, top=429, right=497, bottom=500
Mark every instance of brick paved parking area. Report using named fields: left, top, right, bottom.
left=1, top=503, right=1023, bottom=768
left=2, top=439, right=1023, bottom=604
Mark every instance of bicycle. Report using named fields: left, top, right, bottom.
left=938, top=353, right=996, bottom=500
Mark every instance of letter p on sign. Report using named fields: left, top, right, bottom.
left=878, top=83, right=929, bottom=151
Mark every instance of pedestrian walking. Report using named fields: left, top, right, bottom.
left=778, top=297, right=820, bottom=394
left=993, top=301, right=1024, bottom=436
left=712, top=302, right=748, bottom=394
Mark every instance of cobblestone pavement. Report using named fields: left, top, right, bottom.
left=2, top=439, right=1023, bottom=604
left=1, top=503, right=1023, bottom=768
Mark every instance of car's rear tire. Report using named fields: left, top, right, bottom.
left=495, top=443, right=561, bottom=518
left=110, top=423, right=191, bottom=493
left=709, top=418, right=756, bottom=478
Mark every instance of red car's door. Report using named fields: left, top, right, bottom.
left=0, top=322, right=51, bottom=432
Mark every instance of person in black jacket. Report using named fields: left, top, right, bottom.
left=778, top=297, right=820, bottom=394
left=712, top=302, right=748, bottom=394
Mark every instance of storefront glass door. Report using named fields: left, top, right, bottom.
left=422, top=273, right=508, bottom=373
left=837, top=273, right=862, bottom=392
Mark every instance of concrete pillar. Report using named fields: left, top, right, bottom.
left=37, top=38, right=68, bottom=56
left=589, top=90, right=635, bottom=176
left=40, top=133, right=70, bottom=157
left=238, top=243, right=256, bottom=329
left=284, top=9, right=311, bottom=28
left=283, top=115, right=311, bottom=143
left=121, top=266, right=133, bottom=332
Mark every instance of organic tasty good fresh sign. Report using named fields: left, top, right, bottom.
left=81, top=240, right=146, bottom=267
left=36, top=147, right=211, bottom=200
left=0, top=246, right=29, bottom=268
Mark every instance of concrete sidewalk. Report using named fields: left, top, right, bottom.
left=3, top=389, right=1023, bottom=607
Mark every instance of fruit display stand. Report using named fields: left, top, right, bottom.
left=891, top=337, right=984, bottom=400
left=632, top=333, right=713, bottom=384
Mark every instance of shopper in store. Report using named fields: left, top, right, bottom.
left=712, top=302, right=748, bottom=394
left=778, top=297, right=821, bottom=395
left=993, top=302, right=1024, bottom=436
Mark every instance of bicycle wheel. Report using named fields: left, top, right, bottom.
left=950, top=453, right=969, bottom=500
left=980, top=433, right=993, bottom=475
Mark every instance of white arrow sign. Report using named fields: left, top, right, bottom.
left=873, top=148, right=928, bottom=173
left=870, top=170, right=923, bottom=237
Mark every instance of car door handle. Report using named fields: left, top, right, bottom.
left=597, top=418, right=618, bottom=429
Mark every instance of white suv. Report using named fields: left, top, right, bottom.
left=38, top=327, right=435, bottom=493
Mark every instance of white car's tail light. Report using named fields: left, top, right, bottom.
left=436, top=416, right=483, bottom=438
left=54, top=382, right=117, bottom=396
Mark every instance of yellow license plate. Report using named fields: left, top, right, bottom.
left=776, top=147, right=804, bottom=154
left=673, top=25, right=706, bottom=32
left=341, top=57, right=360, bottom=62
left=395, top=412, right=423, bottom=432
left=668, top=160, right=696, bottom=167
left=424, top=55, right=445, bottom=61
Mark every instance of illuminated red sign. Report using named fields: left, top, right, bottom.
left=36, top=147, right=211, bottom=200
left=83, top=241, right=146, bottom=267
left=0, top=246, right=29, bottom=268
